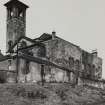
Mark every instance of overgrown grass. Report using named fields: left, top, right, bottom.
left=0, top=83, right=104, bottom=105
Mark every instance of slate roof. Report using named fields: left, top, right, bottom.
left=34, top=33, right=53, bottom=42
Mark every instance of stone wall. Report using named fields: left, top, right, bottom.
left=92, top=56, right=102, bottom=79
left=0, top=60, right=9, bottom=70
left=18, top=58, right=41, bottom=83
left=82, top=50, right=102, bottom=80
left=80, top=78, right=105, bottom=89
left=44, top=66, right=68, bottom=83
left=8, top=35, right=102, bottom=84
left=43, top=37, right=81, bottom=84
left=7, top=17, right=25, bottom=51
left=29, top=62, right=41, bottom=82
left=0, top=58, right=17, bottom=83
left=44, top=37, right=81, bottom=64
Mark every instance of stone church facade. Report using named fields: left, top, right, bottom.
left=0, top=0, right=102, bottom=85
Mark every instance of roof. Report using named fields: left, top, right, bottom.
left=8, top=36, right=36, bottom=53
left=34, top=33, right=53, bottom=42
left=4, top=0, right=29, bottom=9
left=56, top=36, right=80, bottom=48
left=34, top=33, right=80, bottom=49
left=15, top=41, right=45, bottom=53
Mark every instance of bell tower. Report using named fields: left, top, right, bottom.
left=4, top=0, right=29, bottom=51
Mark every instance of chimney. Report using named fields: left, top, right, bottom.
left=52, top=31, right=56, bottom=40
left=92, top=49, right=98, bottom=57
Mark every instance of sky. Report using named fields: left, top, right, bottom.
left=0, top=0, right=105, bottom=78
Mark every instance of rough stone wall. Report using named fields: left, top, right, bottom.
left=44, top=37, right=81, bottom=68
left=82, top=50, right=102, bottom=79
left=0, top=59, right=17, bottom=83
left=7, top=59, right=17, bottom=83
left=92, top=56, right=102, bottom=79
left=80, top=78, right=105, bottom=89
left=29, top=62, right=41, bottom=82
left=18, top=58, right=26, bottom=82
left=43, top=37, right=81, bottom=83
left=31, top=46, right=40, bottom=57
left=21, top=37, right=82, bottom=83
left=0, top=60, right=9, bottom=70
left=0, top=71, right=7, bottom=83
left=44, top=66, right=68, bottom=83
left=18, top=58, right=41, bottom=83
left=9, top=59, right=17, bottom=71
left=82, top=51, right=94, bottom=78
left=7, top=18, right=25, bottom=51
left=13, top=36, right=102, bottom=84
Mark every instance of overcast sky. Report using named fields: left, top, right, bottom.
left=0, top=0, right=105, bottom=78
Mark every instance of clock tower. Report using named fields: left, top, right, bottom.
left=4, top=0, right=29, bottom=51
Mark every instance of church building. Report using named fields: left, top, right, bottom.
left=0, top=0, right=102, bottom=84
